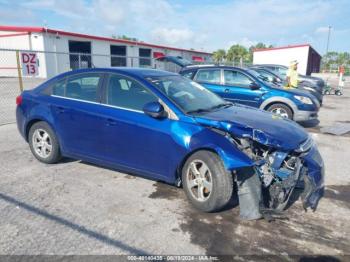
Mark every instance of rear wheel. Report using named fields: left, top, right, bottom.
left=182, top=151, right=233, bottom=212
left=28, top=121, right=61, bottom=164
left=267, top=103, right=293, bottom=120
left=335, top=90, right=342, bottom=96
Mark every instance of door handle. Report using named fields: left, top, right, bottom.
left=224, top=89, right=230, bottom=93
left=106, top=118, right=117, bottom=126
left=56, top=106, right=66, bottom=114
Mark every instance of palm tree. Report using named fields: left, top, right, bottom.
left=226, top=44, right=249, bottom=64
left=212, top=49, right=226, bottom=63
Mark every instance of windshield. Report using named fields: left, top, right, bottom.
left=171, top=56, right=193, bottom=67
left=246, top=69, right=269, bottom=82
left=146, top=75, right=230, bottom=114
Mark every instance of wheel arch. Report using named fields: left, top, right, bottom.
left=25, top=117, right=57, bottom=142
left=260, top=97, right=297, bottom=119
left=175, top=145, right=253, bottom=185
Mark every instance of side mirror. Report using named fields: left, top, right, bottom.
left=249, top=82, right=260, bottom=90
left=143, top=101, right=167, bottom=119
left=273, top=77, right=281, bottom=83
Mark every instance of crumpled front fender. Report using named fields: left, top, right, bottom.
left=188, top=128, right=254, bottom=170
left=301, top=145, right=325, bottom=210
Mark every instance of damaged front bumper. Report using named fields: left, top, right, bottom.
left=236, top=141, right=325, bottom=220
left=264, top=142, right=325, bottom=212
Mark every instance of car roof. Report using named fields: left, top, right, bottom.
left=182, top=65, right=247, bottom=71
left=58, top=67, right=178, bottom=79
left=252, top=64, right=288, bottom=69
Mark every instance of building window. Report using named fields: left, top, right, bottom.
left=110, top=45, right=127, bottom=67
left=68, top=40, right=92, bottom=70
left=139, top=48, right=152, bottom=67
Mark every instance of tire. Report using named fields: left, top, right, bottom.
left=266, top=103, right=293, bottom=120
left=28, top=121, right=61, bottom=164
left=324, top=90, right=330, bottom=95
left=335, top=90, right=342, bottom=96
left=182, top=150, right=233, bottom=212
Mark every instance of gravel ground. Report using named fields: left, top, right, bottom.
left=0, top=76, right=349, bottom=257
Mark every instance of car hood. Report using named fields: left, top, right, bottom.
left=299, top=75, right=324, bottom=86
left=265, top=83, right=320, bottom=104
left=194, top=104, right=308, bottom=151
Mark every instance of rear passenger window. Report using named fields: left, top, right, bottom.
left=49, top=74, right=102, bottom=102
left=106, top=74, right=158, bottom=111
left=66, top=75, right=101, bottom=102
left=195, top=69, right=221, bottom=84
left=52, top=79, right=66, bottom=96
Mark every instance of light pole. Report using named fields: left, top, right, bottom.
left=326, top=26, right=332, bottom=54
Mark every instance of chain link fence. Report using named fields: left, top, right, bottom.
left=0, top=48, right=200, bottom=125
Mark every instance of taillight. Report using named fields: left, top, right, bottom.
left=16, top=95, right=22, bottom=106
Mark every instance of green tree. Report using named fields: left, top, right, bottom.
left=212, top=49, right=226, bottom=63
left=112, top=34, right=138, bottom=41
left=226, top=44, right=249, bottom=63
left=212, top=42, right=273, bottom=64
left=322, top=51, right=350, bottom=71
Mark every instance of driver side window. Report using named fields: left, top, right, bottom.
left=224, top=70, right=253, bottom=87
left=106, top=74, right=158, bottom=111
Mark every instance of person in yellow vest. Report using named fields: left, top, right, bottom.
left=286, top=60, right=299, bottom=88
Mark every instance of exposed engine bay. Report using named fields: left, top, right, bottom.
left=227, top=133, right=314, bottom=219
left=238, top=137, right=303, bottom=210
left=202, top=114, right=324, bottom=221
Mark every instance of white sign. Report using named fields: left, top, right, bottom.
left=21, top=52, right=38, bottom=76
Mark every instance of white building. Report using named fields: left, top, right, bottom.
left=253, top=44, right=321, bottom=75
left=0, top=25, right=212, bottom=78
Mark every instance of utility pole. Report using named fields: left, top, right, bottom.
left=326, top=26, right=332, bottom=54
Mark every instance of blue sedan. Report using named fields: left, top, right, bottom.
left=16, top=68, right=324, bottom=218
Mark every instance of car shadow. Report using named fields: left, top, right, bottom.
left=59, top=157, right=78, bottom=163
left=299, top=119, right=320, bottom=128
left=0, top=192, right=149, bottom=255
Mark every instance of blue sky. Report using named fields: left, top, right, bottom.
left=0, top=0, right=349, bottom=54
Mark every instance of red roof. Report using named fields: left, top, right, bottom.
left=253, top=44, right=311, bottom=52
left=0, top=25, right=211, bottom=55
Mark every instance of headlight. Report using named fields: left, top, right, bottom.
left=303, top=86, right=315, bottom=92
left=296, top=135, right=314, bottom=153
left=294, top=95, right=313, bottom=105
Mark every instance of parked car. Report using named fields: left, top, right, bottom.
left=180, top=65, right=320, bottom=121
left=250, top=64, right=325, bottom=94
left=155, top=56, right=194, bottom=73
left=249, top=67, right=323, bottom=105
left=16, top=68, right=324, bottom=216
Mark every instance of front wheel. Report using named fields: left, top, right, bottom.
left=28, top=121, right=61, bottom=164
left=182, top=151, right=233, bottom=212
left=267, top=103, right=293, bottom=120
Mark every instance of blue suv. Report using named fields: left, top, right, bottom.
left=180, top=66, right=320, bottom=121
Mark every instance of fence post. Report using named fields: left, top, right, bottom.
left=15, top=50, right=24, bottom=92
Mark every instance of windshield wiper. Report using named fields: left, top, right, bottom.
left=209, top=102, right=233, bottom=110
left=187, top=102, right=233, bottom=115
left=186, top=108, right=212, bottom=114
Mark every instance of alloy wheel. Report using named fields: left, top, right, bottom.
left=32, top=129, right=52, bottom=159
left=271, top=107, right=289, bottom=119
left=186, top=160, right=213, bottom=202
